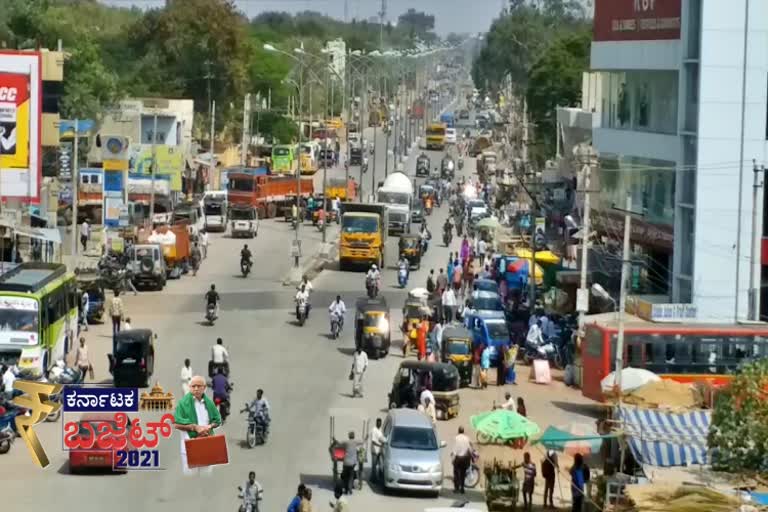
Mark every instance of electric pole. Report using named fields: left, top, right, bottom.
left=616, top=194, right=633, bottom=401
left=241, top=94, right=250, bottom=166
left=379, top=0, right=386, bottom=51
left=750, top=161, right=765, bottom=320
left=575, top=144, right=598, bottom=332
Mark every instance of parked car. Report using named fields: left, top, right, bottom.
left=380, top=408, right=446, bottom=495
left=469, top=290, right=504, bottom=314
left=411, top=204, right=424, bottom=224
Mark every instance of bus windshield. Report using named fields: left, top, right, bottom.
left=427, top=127, right=445, bottom=136
left=204, top=203, right=223, bottom=215
left=0, top=297, right=39, bottom=333
left=273, top=147, right=291, bottom=157
left=377, top=191, right=410, bottom=206
left=342, top=216, right=378, bottom=233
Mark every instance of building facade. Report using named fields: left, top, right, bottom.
left=587, top=0, right=768, bottom=322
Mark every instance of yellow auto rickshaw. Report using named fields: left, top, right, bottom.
left=441, top=325, right=473, bottom=387
left=401, top=298, right=431, bottom=358
left=354, top=297, right=391, bottom=359
left=398, top=234, right=423, bottom=270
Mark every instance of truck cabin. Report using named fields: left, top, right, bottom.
left=377, top=190, right=411, bottom=209
left=342, top=213, right=379, bottom=234
left=227, top=174, right=256, bottom=193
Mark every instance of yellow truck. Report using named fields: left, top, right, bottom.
left=325, top=178, right=357, bottom=202
left=339, top=203, right=388, bottom=271
left=426, top=123, right=446, bottom=150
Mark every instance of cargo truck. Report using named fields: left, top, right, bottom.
left=426, top=123, right=447, bottom=150
left=227, top=172, right=314, bottom=219
left=325, top=178, right=357, bottom=202
left=339, top=203, right=388, bottom=271
left=377, top=171, right=414, bottom=235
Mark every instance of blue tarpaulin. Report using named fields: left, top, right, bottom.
left=616, top=406, right=711, bottom=467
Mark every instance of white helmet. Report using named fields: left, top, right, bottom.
left=371, top=264, right=378, bottom=270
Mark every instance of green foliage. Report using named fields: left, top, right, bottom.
left=708, top=358, right=768, bottom=474
left=525, top=28, right=591, bottom=162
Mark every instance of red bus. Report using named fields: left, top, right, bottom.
left=581, top=321, right=768, bottom=402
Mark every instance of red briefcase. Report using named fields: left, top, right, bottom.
left=185, top=434, right=229, bottom=468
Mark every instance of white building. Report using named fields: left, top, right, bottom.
left=325, top=38, right=346, bottom=83
left=579, top=0, right=768, bottom=322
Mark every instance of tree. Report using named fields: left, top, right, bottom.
left=525, top=28, right=591, bottom=163
left=708, top=358, right=768, bottom=474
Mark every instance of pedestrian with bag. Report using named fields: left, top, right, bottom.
left=74, top=336, right=94, bottom=381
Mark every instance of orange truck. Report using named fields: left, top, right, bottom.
left=227, top=172, right=314, bottom=218
left=140, top=224, right=191, bottom=279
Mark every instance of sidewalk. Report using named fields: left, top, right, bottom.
left=434, top=361, right=599, bottom=510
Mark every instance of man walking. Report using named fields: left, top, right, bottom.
left=173, top=375, right=221, bottom=475
left=80, top=219, right=90, bottom=252
left=180, top=358, right=193, bottom=395
left=452, top=426, right=473, bottom=494
left=75, top=337, right=92, bottom=381
left=350, top=347, right=368, bottom=397
left=341, top=431, right=360, bottom=495
left=370, top=418, right=386, bottom=482
left=109, top=290, right=125, bottom=338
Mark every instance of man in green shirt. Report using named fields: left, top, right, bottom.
left=174, top=375, right=222, bottom=475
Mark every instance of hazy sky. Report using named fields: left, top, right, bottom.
left=101, top=0, right=501, bottom=35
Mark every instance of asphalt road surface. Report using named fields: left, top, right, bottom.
left=0, top=111, right=480, bottom=511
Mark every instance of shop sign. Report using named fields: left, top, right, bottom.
left=594, top=0, right=681, bottom=42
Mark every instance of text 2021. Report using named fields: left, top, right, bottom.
left=115, top=449, right=159, bottom=469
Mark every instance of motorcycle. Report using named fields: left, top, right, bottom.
left=316, top=218, right=324, bottom=232
left=398, top=267, right=408, bottom=288
left=458, top=158, right=464, bottom=170
left=241, top=259, right=252, bottom=277
left=443, top=229, right=453, bottom=247
left=241, top=406, right=269, bottom=448
left=45, top=363, right=85, bottom=422
left=296, top=298, right=308, bottom=326
left=366, top=276, right=379, bottom=299
left=523, top=339, right=564, bottom=369
left=464, top=449, right=481, bottom=488
left=330, top=313, right=342, bottom=339
left=0, top=408, right=19, bottom=454
left=291, top=215, right=299, bottom=231
left=206, top=302, right=217, bottom=326
left=237, top=485, right=263, bottom=512
left=213, top=383, right=233, bottom=424
left=425, top=203, right=433, bottom=216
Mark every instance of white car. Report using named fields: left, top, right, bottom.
left=445, top=128, right=457, bottom=144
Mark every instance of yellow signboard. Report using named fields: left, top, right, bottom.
left=133, top=146, right=184, bottom=191
left=103, top=159, right=129, bottom=171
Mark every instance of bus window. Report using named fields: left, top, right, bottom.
left=753, top=336, right=768, bottom=358
left=584, top=328, right=604, bottom=358
left=625, top=334, right=645, bottom=366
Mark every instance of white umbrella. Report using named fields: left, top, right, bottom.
left=600, top=367, right=661, bottom=394
left=408, top=287, right=430, bottom=299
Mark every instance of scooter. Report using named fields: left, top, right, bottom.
left=443, top=229, right=453, bottom=247
left=366, top=277, right=379, bottom=299
left=241, top=259, right=252, bottom=277
left=237, top=485, right=263, bottom=512
left=0, top=409, right=19, bottom=454
left=206, top=302, right=217, bottom=326
left=398, top=267, right=409, bottom=288
left=296, top=299, right=308, bottom=326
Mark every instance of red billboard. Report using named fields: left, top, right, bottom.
left=594, top=0, right=681, bottom=42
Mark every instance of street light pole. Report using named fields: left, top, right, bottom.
left=149, top=112, right=158, bottom=222
left=295, top=53, right=303, bottom=268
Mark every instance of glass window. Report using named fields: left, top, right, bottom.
left=584, top=327, right=604, bottom=358
left=390, top=426, right=438, bottom=451
left=679, top=207, right=695, bottom=273
left=600, top=71, right=679, bottom=134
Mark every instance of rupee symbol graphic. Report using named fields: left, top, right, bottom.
left=12, top=380, right=63, bottom=468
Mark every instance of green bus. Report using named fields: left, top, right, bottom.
left=0, top=263, right=79, bottom=377
left=271, top=144, right=296, bottom=175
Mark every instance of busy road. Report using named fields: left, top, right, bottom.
left=0, top=116, right=482, bottom=511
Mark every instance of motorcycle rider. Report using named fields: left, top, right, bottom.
left=419, top=224, right=431, bottom=253
left=190, top=243, right=202, bottom=276
left=205, top=284, right=220, bottom=319
left=211, top=337, right=230, bottom=377
left=365, top=264, right=381, bottom=296
left=295, top=284, right=310, bottom=320
left=248, top=388, right=271, bottom=436
left=526, top=319, right=545, bottom=347
left=328, top=295, right=347, bottom=332
left=297, top=275, right=313, bottom=316
left=238, top=471, right=264, bottom=512
left=241, top=244, right=253, bottom=273
left=443, top=218, right=453, bottom=239
left=211, top=367, right=231, bottom=420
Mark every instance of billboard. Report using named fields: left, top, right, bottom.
left=131, top=145, right=184, bottom=191
left=594, top=0, right=681, bottom=42
left=0, top=52, right=41, bottom=200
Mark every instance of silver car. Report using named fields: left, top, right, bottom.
left=381, top=409, right=446, bottom=495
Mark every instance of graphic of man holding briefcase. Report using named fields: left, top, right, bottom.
left=174, top=375, right=228, bottom=475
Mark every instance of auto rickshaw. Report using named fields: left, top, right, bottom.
left=419, top=184, right=435, bottom=215
left=416, top=154, right=430, bottom=177
left=401, top=293, right=431, bottom=357
left=441, top=326, right=473, bottom=387
left=107, top=329, right=156, bottom=388
left=388, top=360, right=460, bottom=420
left=398, top=234, right=423, bottom=270
left=354, top=297, right=391, bottom=359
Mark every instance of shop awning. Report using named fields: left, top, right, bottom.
left=616, top=406, right=711, bottom=467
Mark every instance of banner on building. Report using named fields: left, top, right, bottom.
left=593, top=0, right=681, bottom=42
left=132, top=145, right=184, bottom=191
left=0, top=52, right=42, bottom=200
